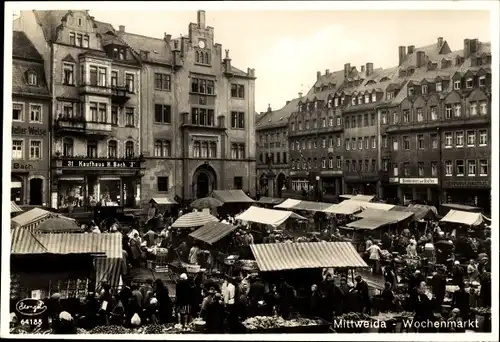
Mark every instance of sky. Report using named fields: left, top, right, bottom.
left=11, top=3, right=494, bottom=113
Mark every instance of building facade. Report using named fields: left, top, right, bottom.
left=118, top=10, right=256, bottom=203
left=11, top=31, right=51, bottom=206
left=255, top=100, right=297, bottom=198
left=15, top=10, right=144, bottom=209
left=285, top=37, right=491, bottom=212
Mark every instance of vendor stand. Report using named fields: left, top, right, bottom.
left=211, top=189, right=255, bottom=216
left=255, top=197, right=285, bottom=208
left=11, top=208, right=75, bottom=232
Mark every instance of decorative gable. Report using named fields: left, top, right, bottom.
left=62, top=54, right=77, bottom=63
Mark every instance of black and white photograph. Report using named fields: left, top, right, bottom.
left=2, top=1, right=498, bottom=340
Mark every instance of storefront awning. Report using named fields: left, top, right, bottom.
left=346, top=218, right=392, bottom=230
left=274, top=198, right=302, bottom=209
left=339, top=194, right=375, bottom=202
left=236, top=206, right=307, bottom=228
left=257, top=197, right=285, bottom=205
left=250, top=242, right=368, bottom=272
left=11, top=228, right=48, bottom=254
left=11, top=201, right=23, bottom=213
left=189, top=221, right=237, bottom=244
left=212, top=190, right=254, bottom=203
left=440, top=209, right=484, bottom=226
left=289, top=200, right=332, bottom=212
left=150, top=197, right=178, bottom=205
left=355, top=208, right=414, bottom=224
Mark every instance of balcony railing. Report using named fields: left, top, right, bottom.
left=79, top=83, right=112, bottom=96
left=55, top=115, right=112, bottom=136
left=111, top=86, right=131, bottom=104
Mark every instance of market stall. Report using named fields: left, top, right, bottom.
left=11, top=208, right=76, bottom=232
left=11, top=201, right=23, bottom=215
left=390, top=204, right=439, bottom=222
left=339, top=194, right=375, bottom=202
left=440, top=209, right=483, bottom=226
left=256, top=197, right=285, bottom=207
left=274, top=198, right=302, bottom=210
left=171, top=211, right=219, bottom=228
left=235, top=206, right=307, bottom=228
left=211, top=189, right=254, bottom=216
left=34, top=217, right=82, bottom=234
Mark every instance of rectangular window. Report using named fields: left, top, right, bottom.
left=358, top=138, right=362, bottom=150
left=29, top=140, right=42, bottom=160
left=154, top=104, right=171, bottom=124
left=336, top=156, right=341, bottom=169
left=403, top=136, right=410, bottom=150
left=98, top=67, right=106, bottom=87
left=417, top=134, right=424, bottom=149
left=466, top=131, right=475, bottom=146
left=87, top=140, right=98, bottom=158
left=371, top=136, right=376, bottom=149
left=322, top=138, right=326, bottom=148
left=393, top=112, right=399, bottom=124
left=479, top=130, right=487, bottom=146
left=431, top=134, right=438, bottom=149
left=69, top=32, right=75, bottom=45
left=371, top=93, right=376, bottom=102
left=381, top=112, right=387, bottom=124
left=154, top=73, right=171, bottom=90
left=479, top=160, right=488, bottom=176
left=328, top=117, right=333, bottom=127
left=364, top=137, right=369, bottom=149
left=418, top=162, right=424, bottom=177
left=382, top=135, right=388, bottom=148
left=83, top=35, right=89, bottom=48
left=467, top=160, right=476, bottom=176
left=63, top=63, right=74, bottom=85
left=111, top=106, right=118, bottom=125
left=445, top=104, right=452, bottom=119
left=444, top=132, right=452, bottom=148
left=336, top=117, right=341, bottom=126
left=422, top=84, right=428, bottom=94
left=76, top=34, right=82, bottom=47
left=456, top=160, right=465, bottom=176
left=455, top=131, right=464, bottom=147
left=479, top=101, right=487, bottom=115
left=231, top=111, right=245, bottom=129
left=98, top=103, right=107, bottom=122
left=431, top=162, right=438, bottom=177
left=125, top=73, right=134, bottom=92
left=231, top=84, right=245, bottom=98
left=466, top=78, right=473, bottom=89
left=436, top=82, right=442, bottom=92
left=454, top=80, right=461, bottom=90
left=111, top=71, right=118, bottom=87
left=157, top=177, right=169, bottom=192
left=403, top=110, right=410, bottom=123
left=90, top=102, right=98, bottom=122
left=125, top=107, right=135, bottom=126
left=479, top=76, right=486, bottom=87
left=364, top=94, right=370, bottom=103
left=89, top=66, right=98, bottom=86
left=29, top=104, right=42, bottom=123
left=345, top=139, right=350, bottom=151
left=393, top=164, right=399, bottom=177
left=454, top=104, right=462, bottom=117
left=336, top=136, right=341, bottom=147
left=13, top=103, right=23, bottom=121
left=445, top=161, right=453, bottom=176
left=416, top=108, right=424, bottom=122
left=321, top=158, right=326, bottom=169
left=470, top=103, right=477, bottom=116
left=403, top=162, right=410, bottom=176
left=382, top=159, right=389, bottom=172
left=430, top=106, right=438, bottom=120
left=12, top=139, right=23, bottom=159
left=392, top=137, right=399, bottom=151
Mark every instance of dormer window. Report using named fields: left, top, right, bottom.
left=436, top=82, right=442, bottom=92
left=408, top=87, right=414, bottom=96
left=334, top=98, right=339, bottom=107
left=454, top=80, right=461, bottom=90
left=78, top=18, right=83, bottom=26
left=364, top=94, right=370, bottom=103
left=466, top=78, right=473, bottom=89
left=351, top=97, right=356, bottom=106
left=27, top=71, right=38, bottom=86
left=358, top=95, right=363, bottom=104
left=422, top=84, right=428, bottom=94
left=327, top=99, right=332, bottom=108
left=341, top=96, right=345, bottom=105
left=314, top=101, right=318, bottom=109
left=112, top=47, right=126, bottom=60
left=479, top=75, right=486, bottom=87
left=371, top=93, right=376, bottom=102
left=386, top=92, right=393, bottom=100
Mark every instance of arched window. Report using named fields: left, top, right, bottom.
left=209, top=142, right=217, bottom=158
left=201, top=141, right=208, bottom=158
left=238, top=144, right=245, bottom=159
left=195, top=51, right=200, bottom=63
left=193, top=141, right=201, bottom=158
left=108, top=140, right=118, bottom=158
left=205, top=52, right=209, bottom=64
left=63, top=138, right=74, bottom=157
left=125, top=141, right=134, bottom=158
left=231, top=143, right=238, bottom=159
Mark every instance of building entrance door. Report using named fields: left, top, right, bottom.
left=29, top=178, right=43, bottom=205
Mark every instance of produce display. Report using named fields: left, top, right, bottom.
left=397, top=311, right=414, bottom=318
left=472, top=307, right=491, bottom=315
left=335, top=312, right=372, bottom=321
left=87, top=325, right=132, bottom=334
left=242, top=316, right=322, bottom=330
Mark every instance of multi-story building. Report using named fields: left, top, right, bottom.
left=255, top=100, right=298, bottom=198
left=382, top=38, right=491, bottom=210
left=15, top=10, right=144, bottom=209
left=11, top=31, right=51, bottom=206
left=288, top=70, right=345, bottom=201
left=15, top=10, right=256, bottom=207
left=118, top=10, right=256, bottom=202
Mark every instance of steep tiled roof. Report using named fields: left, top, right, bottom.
left=12, top=60, right=50, bottom=96
left=118, top=32, right=173, bottom=64
left=256, top=97, right=301, bottom=130
left=399, top=41, right=450, bottom=70
left=13, top=31, right=42, bottom=61
left=33, top=10, right=70, bottom=42
left=304, top=70, right=345, bottom=102
left=94, top=20, right=115, bottom=35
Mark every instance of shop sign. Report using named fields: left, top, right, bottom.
left=399, top=178, right=438, bottom=185
left=12, top=126, right=47, bottom=136
left=389, top=177, right=399, bottom=183
left=12, top=163, right=34, bottom=170
left=62, top=159, right=138, bottom=168
left=443, top=180, right=490, bottom=188
left=15, top=298, right=47, bottom=329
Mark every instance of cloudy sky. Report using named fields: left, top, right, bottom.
left=11, top=3, right=494, bottom=113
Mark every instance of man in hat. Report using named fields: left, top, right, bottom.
left=355, top=275, right=370, bottom=314
left=431, top=267, right=446, bottom=310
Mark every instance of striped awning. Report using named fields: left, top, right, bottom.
left=212, top=190, right=255, bottom=203
left=94, top=257, right=122, bottom=290
left=250, top=242, right=368, bottom=272
left=11, top=228, right=48, bottom=254
left=35, top=217, right=82, bottom=233
left=274, top=198, right=302, bottom=209
left=11, top=201, right=23, bottom=213
left=257, top=197, right=285, bottom=205
left=189, top=221, right=237, bottom=245
left=172, top=211, right=219, bottom=228
left=11, top=208, right=51, bottom=228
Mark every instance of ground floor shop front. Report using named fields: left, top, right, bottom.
left=442, top=185, right=491, bottom=215
left=11, top=171, right=49, bottom=206
left=51, top=157, right=145, bottom=209
left=382, top=178, right=440, bottom=206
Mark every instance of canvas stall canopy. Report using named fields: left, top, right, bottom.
left=212, top=190, right=255, bottom=204
left=250, top=242, right=368, bottom=272
left=11, top=208, right=75, bottom=232
left=150, top=197, right=178, bottom=205
left=235, top=206, right=307, bottom=228
left=189, top=221, right=237, bottom=245
left=322, top=200, right=364, bottom=215
left=11, top=201, right=23, bottom=213
left=274, top=198, right=302, bottom=209
left=346, top=218, right=394, bottom=230
left=339, top=194, right=375, bottom=202
left=390, top=204, right=438, bottom=221
left=440, top=209, right=484, bottom=226
left=256, top=197, right=285, bottom=205
left=288, top=200, right=332, bottom=212
left=355, top=208, right=414, bottom=223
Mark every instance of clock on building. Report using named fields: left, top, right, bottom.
left=198, top=40, right=206, bottom=49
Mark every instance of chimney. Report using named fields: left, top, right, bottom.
left=325, top=69, right=330, bottom=75
left=407, top=45, right=415, bottom=54
left=463, top=39, right=470, bottom=59
left=197, top=10, right=206, bottom=29
left=267, top=104, right=272, bottom=113
left=344, top=63, right=351, bottom=78
left=437, top=37, right=443, bottom=48
left=316, top=71, right=321, bottom=81
left=298, top=92, right=303, bottom=98
left=398, top=46, right=407, bottom=66
left=366, top=62, right=374, bottom=76
left=360, top=65, right=365, bottom=73
left=416, top=51, right=425, bottom=68
left=224, top=49, right=231, bottom=73
left=119, top=25, right=125, bottom=33
left=470, top=38, right=478, bottom=54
